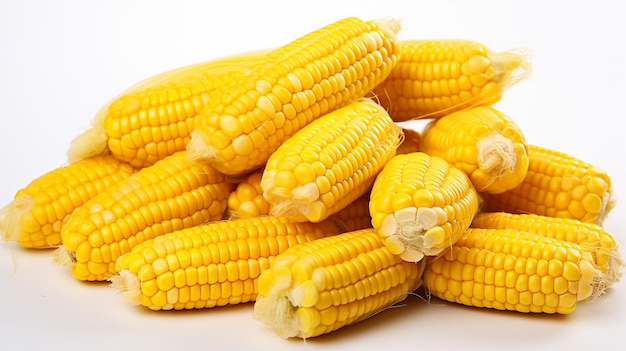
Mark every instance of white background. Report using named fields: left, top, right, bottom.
left=1, top=1, right=625, bottom=350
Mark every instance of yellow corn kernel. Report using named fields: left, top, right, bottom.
left=186, top=17, right=401, bottom=175
left=262, top=99, right=400, bottom=223
left=226, top=170, right=270, bottom=219
left=420, top=106, right=529, bottom=194
left=54, top=151, right=233, bottom=281
left=471, top=212, right=624, bottom=291
left=326, top=192, right=373, bottom=233
left=109, top=216, right=340, bottom=310
left=395, top=127, right=421, bottom=154
left=252, top=228, right=426, bottom=339
left=369, top=152, right=479, bottom=262
left=423, top=227, right=600, bottom=314
left=480, top=144, right=615, bottom=225
left=67, top=49, right=270, bottom=169
left=371, top=39, right=531, bottom=121
left=0, top=155, right=135, bottom=248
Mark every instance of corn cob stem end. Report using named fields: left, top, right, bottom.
left=51, top=246, right=76, bottom=267
left=267, top=182, right=323, bottom=222
left=475, top=132, right=519, bottom=192
left=253, top=270, right=301, bottom=339
left=67, top=109, right=108, bottom=163
left=254, top=294, right=300, bottom=339
left=185, top=130, right=217, bottom=164
left=380, top=207, right=448, bottom=262
left=580, top=252, right=610, bottom=302
left=109, top=270, right=142, bottom=305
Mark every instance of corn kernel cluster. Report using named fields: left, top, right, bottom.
left=0, top=16, right=623, bottom=341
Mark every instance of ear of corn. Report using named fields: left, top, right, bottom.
left=479, top=144, right=615, bottom=225
left=0, top=155, right=135, bottom=248
left=186, top=17, right=401, bottom=175
left=67, top=49, right=270, bottom=169
left=261, top=99, right=400, bottom=223
left=252, top=228, right=426, bottom=339
left=471, top=211, right=624, bottom=290
left=369, top=152, right=479, bottom=262
left=420, top=106, right=529, bottom=194
left=54, top=151, right=234, bottom=281
left=226, top=170, right=269, bottom=219
left=423, top=227, right=600, bottom=314
left=371, top=39, right=531, bottom=121
left=226, top=170, right=374, bottom=233
left=109, top=216, right=340, bottom=310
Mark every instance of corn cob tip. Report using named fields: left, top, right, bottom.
left=67, top=110, right=108, bottom=163
left=372, top=17, right=402, bottom=40
left=489, top=46, right=532, bottom=92
left=596, top=249, right=625, bottom=298
left=593, top=209, right=624, bottom=289
left=0, top=195, right=34, bottom=243
left=109, top=270, right=142, bottom=305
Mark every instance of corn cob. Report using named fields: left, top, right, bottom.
left=371, top=39, right=531, bottom=121
left=395, top=127, right=421, bottom=154
left=54, top=151, right=233, bottom=281
left=186, top=17, right=401, bottom=175
left=369, top=152, right=480, bottom=262
left=261, top=99, right=400, bottom=223
left=253, top=228, right=426, bottom=339
left=109, top=216, right=340, bottom=310
left=0, top=155, right=135, bottom=248
left=480, top=144, right=614, bottom=225
left=226, top=170, right=269, bottom=219
left=471, top=211, right=624, bottom=290
left=227, top=169, right=372, bottom=232
left=67, top=49, right=270, bottom=169
left=422, top=227, right=600, bottom=314
left=420, top=106, right=529, bottom=194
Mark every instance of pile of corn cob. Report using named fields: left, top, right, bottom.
left=0, top=16, right=623, bottom=340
